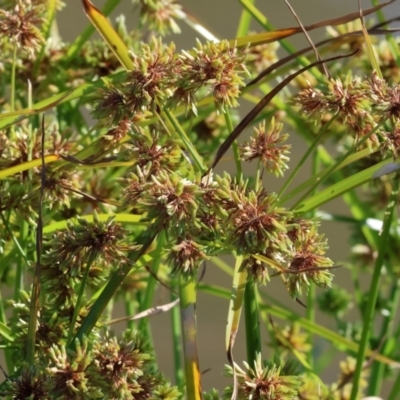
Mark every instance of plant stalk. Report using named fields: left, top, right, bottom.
left=179, top=273, right=202, bottom=400
left=349, top=175, right=400, bottom=400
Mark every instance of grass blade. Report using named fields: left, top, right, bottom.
left=81, top=0, right=134, bottom=70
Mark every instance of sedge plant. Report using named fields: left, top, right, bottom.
left=0, top=0, right=400, bottom=399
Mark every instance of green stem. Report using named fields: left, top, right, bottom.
left=67, top=250, right=97, bottom=346
left=236, top=0, right=255, bottom=37
left=388, top=370, right=400, bottom=400
left=163, top=108, right=207, bottom=174
left=171, top=280, right=184, bottom=388
left=138, top=232, right=166, bottom=346
left=349, top=176, right=400, bottom=400
left=124, top=292, right=136, bottom=331
left=224, top=111, right=242, bottom=182
left=0, top=290, right=13, bottom=373
left=10, top=45, right=17, bottom=113
left=33, top=0, right=58, bottom=76
left=306, top=150, right=320, bottom=368
left=179, top=273, right=202, bottom=400
left=15, top=220, right=28, bottom=302
left=368, top=278, right=400, bottom=395
left=0, top=213, right=29, bottom=267
left=244, top=278, right=261, bottom=364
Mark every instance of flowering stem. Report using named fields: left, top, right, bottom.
left=10, top=45, right=17, bottom=114
left=236, top=0, right=255, bottom=37
left=16, top=223, right=28, bottom=297
left=179, top=273, right=202, bottom=400
left=67, top=250, right=97, bottom=347
left=124, top=292, right=135, bottom=331
left=138, top=232, right=166, bottom=345
left=244, top=277, right=261, bottom=365
left=388, top=369, right=400, bottom=400
left=349, top=175, right=399, bottom=400
left=171, top=281, right=184, bottom=388
left=368, top=278, right=400, bottom=395
left=306, top=150, right=320, bottom=368
left=224, top=111, right=242, bottom=182
left=163, top=108, right=207, bottom=174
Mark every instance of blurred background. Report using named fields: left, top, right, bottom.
left=57, top=0, right=400, bottom=395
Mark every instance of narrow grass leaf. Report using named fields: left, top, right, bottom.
left=231, top=0, right=395, bottom=48
left=0, top=322, right=14, bottom=342
left=0, top=155, right=59, bottom=179
left=295, top=159, right=400, bottom=214
left=82, top=0, right=134, bottom=70
left=225, top=255, right=246, bottom=400
left=179, top=274, right=202, bottom=400
left=67, top=0, right=121, bottom=60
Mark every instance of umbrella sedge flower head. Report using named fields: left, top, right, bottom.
left=329, top=357, right=369, bottom=399
left=272, top=323, right=312, bottom=357
left=93, top=86, right=128, bottom=126
left=295, top=76, right=367, bottom=124
left=0, top=364, right=48, bottom=399
left=126, top=38, right=176, bottom=110
left=90, top=330, right=152, bottom=398
left=382, top=121, right=400, bottom=158
left=93, top=39, right=175, bottom=124
left=44, top=211, right=134, bottom=269
left=286, top=226, right=334, bottom=297
left=41, top=211, right=137, bottom=306
left=247, top=39, right=279, bottom=75
left=134, top=0, right=182, bottom=36
left=317, top=286, right=353, bottom=317
left=45, top=338, right=100, bottom=398
left=121, top=130, right=182, bottom=177
left=0, top=1, right=44, bottom=57
left=224, top=354, right=302, bottom=400
left=134, top=171, right=203, bottom=235
left=225, top=187, right=292, bottom=255
left=167, top=237, right=208, bottom=276
left=368, top=71, right=400, bottom=120
left=172, top=39, right=249, bottom=113
left=239, top=118, right=290, bottom=177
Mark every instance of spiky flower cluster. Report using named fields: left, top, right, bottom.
left=173, top=40, right=250, bottom=112
left=224, top=355, right=302, bottom=400
left=4, top=0, right=387, bottom=397
left=122, top=156, right=333, bottom=291
left=133, top=0, right=182, bottom=36
left=296, top=363, right=368, bottom=400
left=271, top=323, right=311, bottom=357
left=0, top=0, right=44, bottom=57
left=239, top=118, right=290, bottom=176
left=93, top=38, right=249, bottom=127
left=0, top=126, right=80, bottom=213
left=295, top=71, right=400, bottom=147
left=1, top=332, right=180, bottom=400
left=41, top=212, right=137, bottom=307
